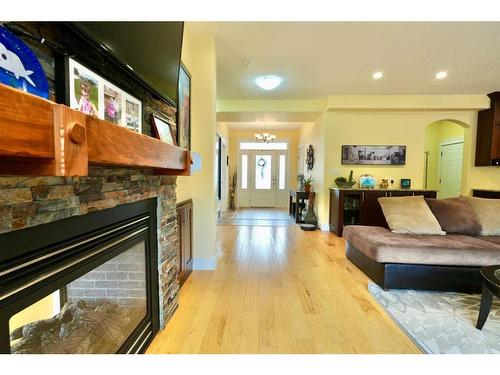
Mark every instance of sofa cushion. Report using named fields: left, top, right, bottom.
left=378, top=195, right=445, bottom=235
left=468, top=196, right=500, bottom=236
left=425, top=196, right=481, bottom=235
left=479, top=236, right=500, bottom=246
left=343, top=225, right=500, bottom=267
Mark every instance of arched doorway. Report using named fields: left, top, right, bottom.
left=424, top=120, right=468, bottom=198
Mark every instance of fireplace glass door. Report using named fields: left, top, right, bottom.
left=9, top=242, right=147, bottom=354
left=0, top=199, right=159, bottom=354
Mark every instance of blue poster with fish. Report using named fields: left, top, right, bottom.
left=0, top=25, right=49, bottom=99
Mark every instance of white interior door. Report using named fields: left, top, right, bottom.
left=439, top=142, right=464, bottom=199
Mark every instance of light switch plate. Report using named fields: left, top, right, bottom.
left=191, top=152, right=201, bottom=172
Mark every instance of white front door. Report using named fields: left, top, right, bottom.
left=252, top=152, right=275, bottom=207
left=237, top=148, right=288, bottom=208
left=439, top=142, right=464, bottom=199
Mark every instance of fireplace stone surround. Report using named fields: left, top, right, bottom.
left=0, top=167, right=180, bottom=334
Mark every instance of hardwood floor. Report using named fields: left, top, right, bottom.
left=147, top=222, right=420, bottom=354
left=217, top=208, right=293, bottom=227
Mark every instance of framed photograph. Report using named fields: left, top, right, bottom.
left=400, top=178, right=412, bottom=189
left=66, top=57, right=142, bottom=133
left=341, top=145, right=406, bottom=165
left=103, top=82, right=122, bottom=125
left=177, top=62, right=191, bottom=150
left=152, top=114, right=176, bottom=145
left=124, top=95, right=142, bottom=133
left=68, top=58, right=101, bottom=117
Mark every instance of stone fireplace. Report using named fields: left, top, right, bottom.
left=0, top=167, right=180, bottom=353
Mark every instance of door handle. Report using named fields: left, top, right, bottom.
left=272, top=176, right=277, bottom=185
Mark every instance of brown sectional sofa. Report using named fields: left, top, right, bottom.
left=343, top=225, right=500, bottom=293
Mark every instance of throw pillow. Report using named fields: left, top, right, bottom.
left=467, top=196, right=500, bottom=236
left=425, top=196, right=482, bottom=235
left=378, top=195, right=445, bottom=235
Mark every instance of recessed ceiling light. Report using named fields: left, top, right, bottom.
left=372, top=71, right=383, bottom=80
left=435, top=71, right=448, bottom=79
left=255, top=75, right=282, bottom=90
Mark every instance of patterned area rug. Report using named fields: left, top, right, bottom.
left=368, top=283, right=500, bottom=354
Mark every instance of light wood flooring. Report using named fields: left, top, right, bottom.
left=147, top=222, right=420, bottom=354
left=217, top=208, right=293, bottom=227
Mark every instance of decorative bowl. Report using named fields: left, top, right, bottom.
left=334, top=177, right=357, bottom=188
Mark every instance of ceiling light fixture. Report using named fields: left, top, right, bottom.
left=372, top=71, right=383, bottom=80
left=255, top=75, right=282, bottom=90
left=254, top=132, right=277, bottom=143
left=435, top=71, right=448, bottom=79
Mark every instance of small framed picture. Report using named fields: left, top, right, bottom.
left=400, top=178, right=411, bottom=189
left=124, top=95, right=142, bottom=133
left=152, top=114, right=176, bottom=145
left=68, top=58, right=101, bottom=117
left=103, top=82, right=123, bottom=125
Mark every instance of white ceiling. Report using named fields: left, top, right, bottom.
left=191, top=22, right=500, bottom=100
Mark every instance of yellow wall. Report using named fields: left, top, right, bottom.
left=217, top=122, right=229, bottom=141
left=299, top=117, right=327, bottom=222
left=10, top=294, right=57, bottom=334
left=176, top=23, right=218, bottom=266
left=298, top=99, right=500, bottom=227
left=227, top=128, right=300, bottom=207
left=424, top=120, right=465, bottom=190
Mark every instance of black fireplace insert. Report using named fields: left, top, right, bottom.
left=0, top=199, right=159, bottom=354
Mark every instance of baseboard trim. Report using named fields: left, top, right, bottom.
left=192, top=256, right=217, bottom=270
left=319, top=222, right=330, bottom=232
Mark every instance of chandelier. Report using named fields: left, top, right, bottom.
left=254, top=132, right=276, bottom=143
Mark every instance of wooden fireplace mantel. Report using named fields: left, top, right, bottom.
left=0, top=84, right=191, bottom=176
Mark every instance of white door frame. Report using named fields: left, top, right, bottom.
left=220, top=137, right=229, bottom=212
left=236, top=138, right=290, bottom=208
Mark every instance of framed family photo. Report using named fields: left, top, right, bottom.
left=177, top=62, right=191, bottom=150
left=152, top=114, right=176, bottom=146
left=67, top=57, right=142, bottom=133
left=68, top=58, right=100, bottom=117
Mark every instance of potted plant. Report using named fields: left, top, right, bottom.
left=304, top=176, right=314, bottom=193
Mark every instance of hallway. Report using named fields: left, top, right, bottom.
left=217, top=208, right=293, bottom=227
left=147, top=224, right=419, bottom=353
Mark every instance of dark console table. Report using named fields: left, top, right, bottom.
left=329, top=188, right=438, bottom=236
left=289, top=191, right=315, bottom=223
left=472, top=189, right=500, bottom=199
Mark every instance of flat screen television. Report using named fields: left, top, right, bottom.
left=73, top=22, right=184, bottom=106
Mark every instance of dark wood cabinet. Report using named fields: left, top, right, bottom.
left=472, top=189, right=500, bottom=199
left=177, top=199, right=193, bottom=286
left=475, top=92, right=500, bottom=166
left=289, top=191, right=315, bottom=223
left=329, top=188, right=437, bottom=236
left=360, top=190, right=388, bottom=227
